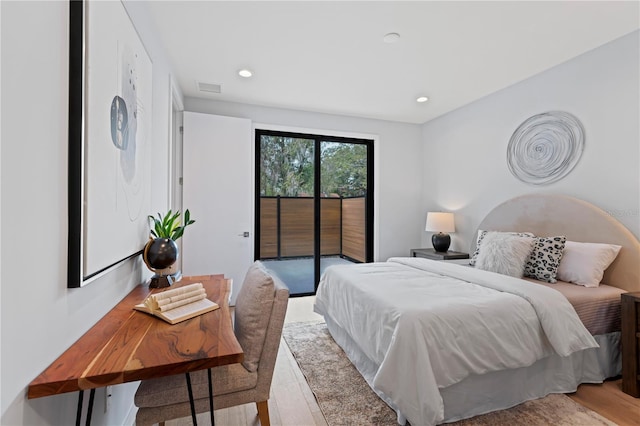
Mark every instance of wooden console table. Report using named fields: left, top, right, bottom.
left=28, top=275, right=243, bottom=424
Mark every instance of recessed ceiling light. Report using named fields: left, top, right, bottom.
left=383, top=32, right=400, bottom=43
left=416, top=96, right=429, bottom=103
left=238, top=69, right=253, bottom=78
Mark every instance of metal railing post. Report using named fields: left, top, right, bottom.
left=276, top=195, right=281, bottom=259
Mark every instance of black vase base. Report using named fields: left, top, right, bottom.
left=432, top=233, right=451, bottom=253
left=149, top=275, right=174, bottom=289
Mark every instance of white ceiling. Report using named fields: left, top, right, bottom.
left=144, top=1, right=639, bottom=124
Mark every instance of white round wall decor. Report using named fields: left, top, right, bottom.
left=507, top=111, right=584, bottom=185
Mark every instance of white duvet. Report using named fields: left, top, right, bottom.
left=314, top=257, right=598, bottom=426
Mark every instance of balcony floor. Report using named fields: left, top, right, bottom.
left=262, top=256, right=355, bottom=296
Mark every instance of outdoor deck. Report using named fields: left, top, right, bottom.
left=262, top=256, right=355, bottom=295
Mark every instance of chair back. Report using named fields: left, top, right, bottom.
left=234, top=261, right=289, bottom=374
left=254, top=273, right=289, bottom=395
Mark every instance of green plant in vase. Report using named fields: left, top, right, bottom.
left=148, top=209, right=195, bottom=241
left=143, top=209, right=195, bottom=288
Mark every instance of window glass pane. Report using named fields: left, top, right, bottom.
left=260, top=135, right=314, bottom=196
left=259, top=135, right=316, bottom=295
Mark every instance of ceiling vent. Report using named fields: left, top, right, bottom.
left=196, top=81, right=222, bottom=94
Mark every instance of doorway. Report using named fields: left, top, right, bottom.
left=255, top=129, right=374, bottom=296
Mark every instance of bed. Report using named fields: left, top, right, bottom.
left=313, top=194, right=640, bottom=425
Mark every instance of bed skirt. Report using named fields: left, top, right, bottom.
left=323, top=316, right=620, bottom=425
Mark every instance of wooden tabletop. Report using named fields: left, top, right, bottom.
left=28, top=275, right=243, bottom=399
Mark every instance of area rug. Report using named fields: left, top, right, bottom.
left=282, top=321, right=617, bottom=426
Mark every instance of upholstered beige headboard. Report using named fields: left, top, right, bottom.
left=472, top=194, right=640, bottom=292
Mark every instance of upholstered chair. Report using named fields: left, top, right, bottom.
left=134, top=261, right=289, bottom=425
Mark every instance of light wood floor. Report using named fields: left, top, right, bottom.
left=568, top=380, right=640, bottom=426
left=179, top=296, right=640, bottom=426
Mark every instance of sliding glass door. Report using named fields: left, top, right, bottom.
left=255, top=130, right=373, bottom=296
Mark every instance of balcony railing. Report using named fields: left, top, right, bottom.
left=259, top=196, right=366, bottom=263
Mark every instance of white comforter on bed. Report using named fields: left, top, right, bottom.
left=313, top=257, right=598, bottom=426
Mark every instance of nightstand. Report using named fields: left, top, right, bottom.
left=410, top=248, right=469, bottom=261
left=622, top=292, right=640, bottom=397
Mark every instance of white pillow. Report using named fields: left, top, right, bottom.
left=556, top=241, right=621, bottom=287
left=469, top=229, right=534, bottom=266
left=475, top=231, right=534, bottom=278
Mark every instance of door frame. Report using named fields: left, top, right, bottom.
left=168, top=77, right=184, bottom=269
left=254, top=123, right=380, bottom=262
left=254, top=127, right=376, bottom=294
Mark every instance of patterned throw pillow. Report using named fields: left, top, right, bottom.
left=469, top=230, right=534, bottom=266
left=524, top=236, right=567, bottom=283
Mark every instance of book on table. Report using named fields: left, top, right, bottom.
left=134, top=282, right=219, bottom=324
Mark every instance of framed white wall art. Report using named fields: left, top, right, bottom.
left=68, top=0, right=153, bottom=287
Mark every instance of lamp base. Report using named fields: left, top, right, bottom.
left=432, top=233, right=451, bottom=252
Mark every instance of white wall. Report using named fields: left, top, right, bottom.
left=421, top=31, right=640, bottom=252
left=1, top=1, right=179, bottom=424
left=4, top=2, right=634, bottom=424
left=185, top=98, right=425, bottom=261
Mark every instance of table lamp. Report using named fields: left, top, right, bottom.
left=425, top=212, right=455, bottom=252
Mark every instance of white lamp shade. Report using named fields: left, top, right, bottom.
left=425, top=212, right=455, bottom=233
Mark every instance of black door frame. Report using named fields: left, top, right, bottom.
left=254, top=129, right=374, bottom=295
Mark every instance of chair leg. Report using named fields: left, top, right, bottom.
left=256, top=401, right=270, bottom=426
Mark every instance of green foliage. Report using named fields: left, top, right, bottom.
left=260, top=136, right=315, bottom=196
left=259, top=136, right=367, bottom=198
left=148, top=209, right=195, bottom=241
left=321, top=143, right=367, bottom=197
